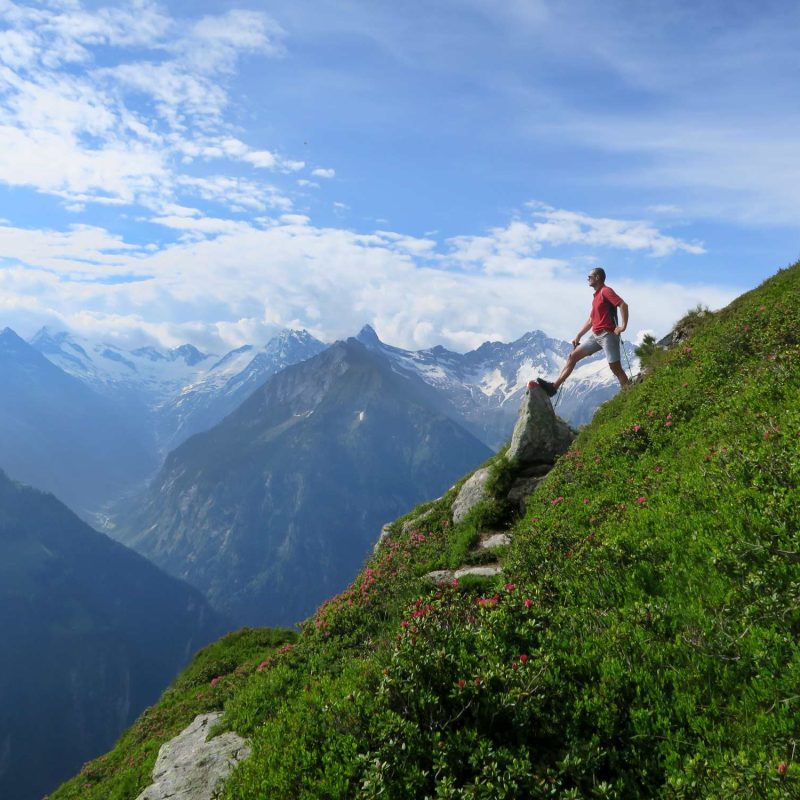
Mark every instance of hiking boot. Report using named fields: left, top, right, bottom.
left=536, top=377, right=557, bottom=397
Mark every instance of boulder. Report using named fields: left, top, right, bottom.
left=452, top=467, right=491, bottom=524
left=424, top=569, right=456, bottom=585
left=135, top=713, right=250, bottom=800
left=454, top=564, right=504, bottom=579
left=373, top=522, right=392, bottom=552
left=477, top=532, right=512, bottom=550
left=506, top=385, right=574, bottom=465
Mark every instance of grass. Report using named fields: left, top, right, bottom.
left=51, top=262, right=800, bottom=800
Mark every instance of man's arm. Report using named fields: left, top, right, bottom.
left=614, top=302, right=628, bottom=335
left=572, top=316, right=592, bottom=348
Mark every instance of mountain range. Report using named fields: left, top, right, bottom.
left=3, top=321, right=634, bottom=626
left=9, top=322, right=632, bottom=527
left=31, top=326, right=328, bottom=458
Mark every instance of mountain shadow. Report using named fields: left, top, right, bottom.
left=0, top=470, right=226, bottom=800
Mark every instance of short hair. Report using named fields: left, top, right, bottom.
left=591, top=267, right=606, bottom=282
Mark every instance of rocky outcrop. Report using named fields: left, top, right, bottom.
left=506, top=384, right=574, bottom=464
left=449, top=385, right=574, bottom=525
left=427, top=385, right=575, bottom=585
left=452, top=468, right=492, bottom=524
left=135, top=713, right=250, bottom=800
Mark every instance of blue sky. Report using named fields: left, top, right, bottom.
left=0, top=0, right=798, bottom=352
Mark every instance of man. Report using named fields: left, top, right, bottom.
left=534, top=267, right=629, bottom=397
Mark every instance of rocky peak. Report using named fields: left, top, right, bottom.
left=355, top=324, right=382, bottom=348
left=169, top=344, right=207, bottom=366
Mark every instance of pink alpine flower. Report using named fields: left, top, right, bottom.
left=778, top=762, right=788, bottom=776
left=505, top=583, right=516, bottom=592
left=637, top=496, right=647, bottom=505
left=210, top=676, right=221, bottom=687
left=519, top=654, right=529, bottom=664
left=457, top=679, right=466, bottom=690
left=552, top=496, right=564, bottom=506
left=523, top=598, right=533, bottom=609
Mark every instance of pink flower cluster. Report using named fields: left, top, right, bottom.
left=313, top=522, right=440, bottom=631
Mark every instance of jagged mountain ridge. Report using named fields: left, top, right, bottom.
left=0, top=469, right=225, bottom=800
left=33, top=323, right=635, bottom=459
left=355, top=324, right=637, bottom=444
left=113, top=338, right=493, bottom=627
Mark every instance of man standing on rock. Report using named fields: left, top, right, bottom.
left=533, top=267, right=630, bottom=397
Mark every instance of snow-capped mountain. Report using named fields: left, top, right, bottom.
left=160, top=330, right=327, bottom=452
left=355, top=325, right=637, bottom=447
left=31, top=321, right=634, bottom=484
left=31, top=327, right=327, bottom=456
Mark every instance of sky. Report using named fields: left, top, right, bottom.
left=0, top=0, right=798, bottom=353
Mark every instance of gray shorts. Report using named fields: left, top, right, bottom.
left=581, top=330, right=621, bottom=364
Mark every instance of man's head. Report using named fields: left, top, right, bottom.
left=588, top=267, right=606, bottom=288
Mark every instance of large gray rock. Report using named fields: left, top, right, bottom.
left=506, top=386, right=574, bottom=465
left=373, top=522, right=393, bottom=552
left=477, top=532, right=512, bottom=550
left=452, top=467, right=491, bottom=524
left=135, top=713, right=250, bottom=800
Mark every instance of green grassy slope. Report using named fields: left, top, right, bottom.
left=52, top=263, right=800, bottom=799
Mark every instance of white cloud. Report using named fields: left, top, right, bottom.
left=311, top=167, right=335, bottom=179
left=447, top=205, right=704, bottom=273
left=0, top=1, right=298, bottom=213
left=0, top=205, right=733, bottom=354
left=148, top=215, right=256, bottom=236
left=180, top=9, right=286, bottom=73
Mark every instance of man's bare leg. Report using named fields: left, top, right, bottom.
left=552, top=345, right=594, bottom=390
left=608, top=360, right=630, bottom=388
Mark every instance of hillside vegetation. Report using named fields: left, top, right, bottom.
left=52, top=263, right=799, bottom=799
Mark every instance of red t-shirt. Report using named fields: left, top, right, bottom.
left=591, top=285, right=623, bottom=333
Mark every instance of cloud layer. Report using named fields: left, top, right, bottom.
left=0, top=1, right=756, bottom=353
left=0, top=203, right=730, bottom=352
